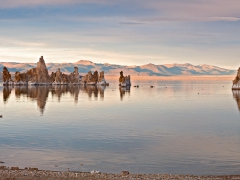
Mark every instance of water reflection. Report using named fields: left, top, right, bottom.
left=119, top=86, right=130, bottom=100
left=232, top=90, right=240, bottom=111
left=3, top=86, right=13, bottom=103
left=50, top=85, right=80, bottom=103
left=3, top=85, right=106, bottom=114
left=81, top=85, right=105, bottom=100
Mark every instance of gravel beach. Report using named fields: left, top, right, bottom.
left=1, top=167, right=240, bottom=180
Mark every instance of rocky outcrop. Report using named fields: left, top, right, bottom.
left=80, top=70, right=109, bottom=85
left=14, top=71, right=27, bottom=84
left=69, top=67, right=79, bottom=84
left=36, top=56, right=50, bottom=83
left=2, top=67, right=13, bottom=85
left=232, top=67, right=240, bottom=90
left=2, top=56, right=109, bottom=86
left=54, top=68, right=62, bottom=84
left=97, top=71, right=109, bottom=85
left=119, top=71, right=131, bottom=87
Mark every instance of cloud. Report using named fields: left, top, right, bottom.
left=133, top=16, right=240, bottom=23
left=139, top=0, right=240, bottom=22
left=0, top=0, right=107, bottom=8
left=1, top=0, right=240, bottom=23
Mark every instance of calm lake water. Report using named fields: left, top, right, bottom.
left=0, top=79, right=240, bottom=175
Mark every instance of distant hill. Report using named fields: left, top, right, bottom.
left=0, top=60, right=236, bottom=76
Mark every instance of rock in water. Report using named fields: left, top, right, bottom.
left=86, top=71, right=96, bottom=85
left=68, top=67, right=79, bottom=84
left=36, top=56, right=50, bottom=84
left=55, top=68, right=62, bottom=84
left=119, top=71, right=131, bottom=87
left=2, top=67, right=12, bottom=83
left=98, top=71, right=109, bottom=85
left=232, top=67, right=240, bottom=90
left=15, top=71, right=28, bottom=84
left=119, top=71, right=125, bottom=84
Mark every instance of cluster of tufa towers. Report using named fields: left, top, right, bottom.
left=2, top=56, right=132, bottom=86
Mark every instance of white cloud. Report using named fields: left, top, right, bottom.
left=0, top=0, right=107, bottom=8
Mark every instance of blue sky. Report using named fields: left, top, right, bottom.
left=0, top=0, right=240, bottom=68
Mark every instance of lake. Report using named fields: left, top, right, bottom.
left=0, top=78, right=240, bottom=175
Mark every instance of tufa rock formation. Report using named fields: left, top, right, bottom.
left=2, top=67, right=12, bottom=85
left=232, top=67, right=240, bottom=90
left=80, top=70, right=109, bottom=85
left=98, top=71, right=108, bottom=85
left=2, top=56, right=109, bottom=86
left=36, top=56, right=50, bottom=83
left=119, top=71, right=131, bottom=87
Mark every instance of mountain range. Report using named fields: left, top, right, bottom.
left=0, top=60, right=236, bottom=76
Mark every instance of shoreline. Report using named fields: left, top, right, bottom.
left=0, top=74, right=234, bottom=83
left=0, top=168, right=240, bottom=180
left=105, top=75, right=235, bottom=81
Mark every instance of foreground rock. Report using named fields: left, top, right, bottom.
left=0, top=169, right=240, bottom=180
left=232, top=67, right=240, bottom=90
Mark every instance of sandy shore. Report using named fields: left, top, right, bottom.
left=0, top=168, right=240, bottom=180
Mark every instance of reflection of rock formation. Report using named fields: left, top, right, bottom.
left=80, top=85, right=106, bottom=99
left=15, top=86, right=49, bottom=114
left=233, top=90, right=240, bottom=111
left=3, top=85, right=107, bottom=114
left=119, top=71, right=131, bottom=87
left=119, top=86, right=130, bottom=100
left=232, top=67, right=240, bottom=90
left=50, top=85, right=80, bottom=103
left=3, top=86, right=13, bottom=103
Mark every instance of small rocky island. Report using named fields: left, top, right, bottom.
left=2, top=56, right=109, bottom=86
left=232, top=67, right=240, bottom=90
left=119, top=71, right=131, bottom=87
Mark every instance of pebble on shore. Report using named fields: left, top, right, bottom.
left=0, top=168, right=240, bottom=180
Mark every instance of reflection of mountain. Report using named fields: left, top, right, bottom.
left=119, top=86, right=130, bottom=100
left=3, top=85, right=106, bottom=114
left=233, top=90, right=240, bottom=111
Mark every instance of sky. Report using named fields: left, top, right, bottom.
left=0, top=0, right=240, bottom=69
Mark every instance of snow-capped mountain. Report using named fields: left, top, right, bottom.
left=0, top=60, right=235, bottom=76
